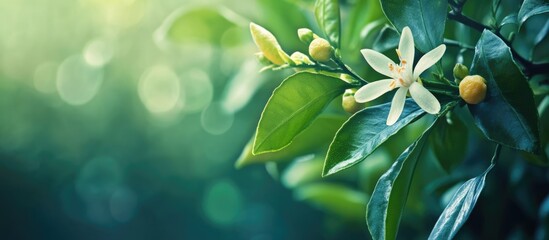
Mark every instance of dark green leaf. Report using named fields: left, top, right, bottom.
left=367, top=118, right=438, bottom=240
left=373, top=25, right=400, bottom=53
left=518, top=0, right=549, bottom=28
left=428, top=146, right=500, bottom=240
left=253, top=72, right=349, bottom=154
left=323, top=99, right=425, bottom=176
left=315, top=0, right=341, bottom=48
left=379, top=0, right=447, bottom=53
left=469, top=30, right=540, bottom=153
left=236, top=115, right=346, bottom=168
left=430, top=112, right=468, bottom=172
left=499, top=13, right=518, bottom=28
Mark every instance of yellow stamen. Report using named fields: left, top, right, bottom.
left=388, top=63, right=394, bottom=72
left=389, top=80, right=397, bottom=89
left=398, top=78, right=405, bottom=85
left=396, top=49, right=402, bottom=60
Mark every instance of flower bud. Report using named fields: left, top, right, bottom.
left=250, top=22, right=290, bottom=65
left=342, top=89, right=364, bottom=114
left=297, top=28, right=315, bottom=44
left=309, top=38, right=333, bottom=62
left=459, top=75, right=487, bottom=104
left=255, top=53, right=272, bottom=65
left=453, top=63, right=469, bottom=81
left=290, top=52, right=313, bottom=65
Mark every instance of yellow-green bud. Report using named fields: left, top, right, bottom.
left=250, top=22, right=289, bottom=65
left=453, top=63, right=469, bottom=81
left=290, top=52, right=313, bottom=65
left=255, top=53, right=272, bottom=65
left=342, top=89, right=364, bottom=114
left=297, top=28, right=315, bottom=44
left=459, top=75, right=487, bottom=104
left=309, top=38, right=332, bottom=62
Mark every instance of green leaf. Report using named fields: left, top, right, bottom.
left=154, top=6, right=245, bottom=46
left=323, top=99, right=426, bottom=176
left=373, top=25, right=400, bottom=53
left=469, top=30, right=540, bottom=153
left=430, top=112, right=468, bottom=173
left=366, top=118, right=438, bottom=240
left=379, top=0, right=447, bottom=53
left=518, top=0, right=549, bottom=28
left=343, top=0, right=384, bottom=53
left=295, top=183, right=368, bottom=220
left=314, top=0, right=341, bottom=48
left=499, top=13, right=518, bottom=28
left=236, top=115, right=346, bottom=168
left=428, top=146, right=500, bottom=240
left=253, top=72, right=349, bottom=154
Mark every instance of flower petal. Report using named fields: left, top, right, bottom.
left=413, top=44, right=446, bottom=80
left=409, top=82, right=441, bottom=114
left=354, top=79, right=394, bottom=103
left=399, top=27, right=414, bottom=80
left=361, top=49, right=396, bottom=78
left=386, top=87, right=408, bottom=125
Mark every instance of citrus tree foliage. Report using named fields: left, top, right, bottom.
left=219, top=0, right=546, bottom=238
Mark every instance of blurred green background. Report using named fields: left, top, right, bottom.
left=0, top=0, right=371, bottom=239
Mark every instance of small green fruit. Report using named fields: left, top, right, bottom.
left=342, top=89, right=364, bottom=114
left=453, top=63, right=469, bottom=82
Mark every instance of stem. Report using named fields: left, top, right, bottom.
left=447, top=10, right=491, bottom=32
left=447, top=9, right=549, bottom=77
left=444, top=38, right=474, bottom=50
left=332, top=58, right=369, bottom=84
left=490, top=144, right=502, bottom=165
left=429, top=89, right=460, bottom=98
left=438, top=100, right=460, bottom=117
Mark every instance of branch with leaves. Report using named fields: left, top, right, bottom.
left=236, top=0, right=548, bottom=239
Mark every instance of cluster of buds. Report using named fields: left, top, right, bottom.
left=249, top=23, right=334, bottom=67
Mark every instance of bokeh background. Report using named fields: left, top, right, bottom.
left=0, top=0, right=369, bottom=239
left=1, top=0, right=548, bottom=239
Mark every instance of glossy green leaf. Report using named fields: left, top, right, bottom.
left=373, top=25, right=400, bottom=53
left=379, top=0, right=447, bottom=53
left=155, top=7, right=245, bottom=46
left=314, top=0, right=341, bottom=48
left=499, top=13, right=518, bottom=28
left=323, top=99, right=425, bottom=176
left=236, top=115, right=346, bottom=168
left=469, top=30, right=540, bottom=153
left=295, top=183, right=368, bottom=220
left=428, top=146, right=500, bottom=240
left=343, top=0, right=384, bottom=54
left=430, top=112, right=468, bottom=172
left=366, top=118, right=438, bottom=240
left=518, top=0, right=549, bottom=28
left=253, top=72, right=349, bottom=154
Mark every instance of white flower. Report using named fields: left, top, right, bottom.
left=355, top=27, right=446, bottom=125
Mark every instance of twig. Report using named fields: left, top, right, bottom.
left=447, top=10, right=549, bottom=77
left=332, top=58, right=369, bottom=84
